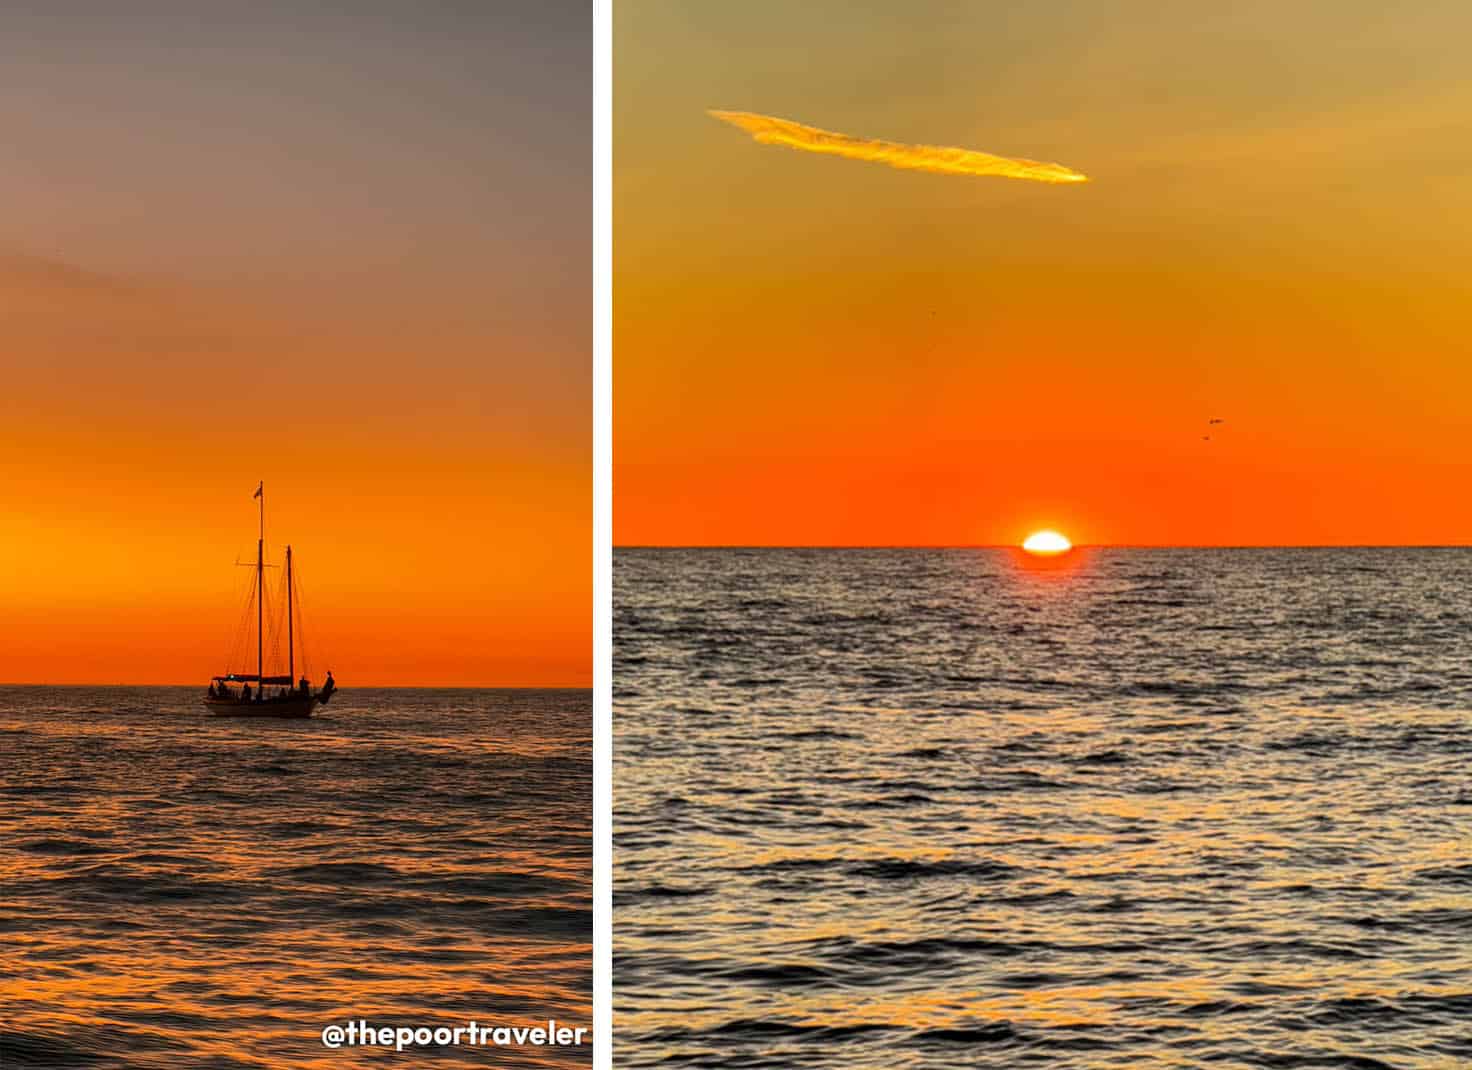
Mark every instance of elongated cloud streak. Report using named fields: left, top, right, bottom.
left=709, top=110, right=1087, bottom=184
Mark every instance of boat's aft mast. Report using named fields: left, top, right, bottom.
left=257, top=480, right=264, bottom=695
left=286, top=544, right=294, bottom=685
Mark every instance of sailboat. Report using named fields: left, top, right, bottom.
left=203, top=482, right=336, bottom=718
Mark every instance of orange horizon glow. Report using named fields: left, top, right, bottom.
left=615, top=4, right=1472, bottom=550
left=0, top=459, right=590, bottom=688
left=1, top=257, right=589, bottom=687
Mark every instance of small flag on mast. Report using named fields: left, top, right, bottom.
left=253, top=481, right=263, bottom=499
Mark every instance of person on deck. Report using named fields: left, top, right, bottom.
left=242, top=682, right=252, bottom=702
left=207, top=682, right=216, bottom=699
left=298, top=676, right=310, bottom=695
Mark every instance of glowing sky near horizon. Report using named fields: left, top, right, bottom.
left=616, top=0, right=1472, bottom=547
left=0, top=2, right=590, bottom=685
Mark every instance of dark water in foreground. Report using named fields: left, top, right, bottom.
left=615, top=548, right=1472, bottom=1069
left=2, top=687, right=591, bottom=1068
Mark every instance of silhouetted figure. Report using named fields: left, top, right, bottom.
left=242, top=682, right=252, bottom=702
left=299, top=675, right=310, bottom=695
left=319, top=671, right=336, bottom=704
left=207, top=682, right=216, bottom=699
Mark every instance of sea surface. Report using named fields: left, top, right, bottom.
left=1, top=687, right=591, bottom=1068
left=614, top=548, right=1472, bottom=1069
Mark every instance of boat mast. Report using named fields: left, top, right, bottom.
left=286, top=545, right=294, bottom=684
left=257, top=481, right=264, bottom=696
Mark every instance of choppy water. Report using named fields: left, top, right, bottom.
left=614, top=548, right=1472, bottom=1069
left=2, top=687, right=590, bottom=1068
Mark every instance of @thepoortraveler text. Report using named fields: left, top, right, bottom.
left=321, top=1019, right=588, bottom=1052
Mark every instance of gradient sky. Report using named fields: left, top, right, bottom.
left=2, top=2, right=589, bottom=685
left=615, top=1, right=1472, bottom=546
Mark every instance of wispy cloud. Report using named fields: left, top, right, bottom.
left=710, top=110, right=1087, bottom=184
left=0, top=250, right=137, bottom=298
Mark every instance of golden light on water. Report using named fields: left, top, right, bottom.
left=1022, top=530, right=1072, bottom=555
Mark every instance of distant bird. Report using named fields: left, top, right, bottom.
left=1208, top=418, right=1225, bottom=425
left=1202, top=436, right=1211, bottom=442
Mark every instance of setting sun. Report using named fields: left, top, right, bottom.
left=1022, top=530, right=1072, bottom=555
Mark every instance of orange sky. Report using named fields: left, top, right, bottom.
left=615, top=1, right=1472, bottom=546
left=0, top=6, right=588, bottom=685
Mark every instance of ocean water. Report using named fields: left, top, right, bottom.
left=614, top=548, right=1472, bottom=1069
left=1, top=686, right=591, bottom=1068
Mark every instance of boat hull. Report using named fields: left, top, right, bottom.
left=204, top=694, right=319, bottom=719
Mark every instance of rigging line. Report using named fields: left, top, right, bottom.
left=220, top=573, right=249, bottom=669
left=292, top=566, right=305, bottom=682
left=263, top=568, right=281, bottom=666
left=262, top=582, right=287, bottom=680
left=292, top=561, right=314, bottom=682
left=222, top=566, right=257, bottom=675
left=264, top=562, right=293, bottom=682
left=274, top=562, right=291, bottom=675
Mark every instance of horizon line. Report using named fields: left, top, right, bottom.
left=613, top=543, right=1472, bottom=550
left=0, top=682, right=593, bottom=690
